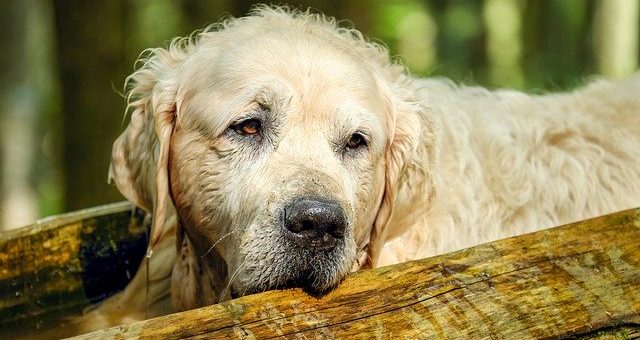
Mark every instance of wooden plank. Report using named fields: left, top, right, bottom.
left=74, top=208, right=640, bottom=339
left=0, top=202, right=147, bottom=338
left=586, top=326, right=640, bottom=339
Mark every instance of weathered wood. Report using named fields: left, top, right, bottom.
left=71, top=208, right=640, bottom=339
left=0, top=202, right=147, bottom=339
left=586, top=326, right=640, bottom=339
left=2, top=206, right=639, bottom=339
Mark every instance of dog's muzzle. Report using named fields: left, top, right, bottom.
left=283, top=198, right=346, bottom=250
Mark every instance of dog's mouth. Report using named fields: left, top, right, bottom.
left=235, top=267, right=342, bottom=298
left=230, top=244, right=351, bottom=299
left=278, top=269, right=340, bottom=295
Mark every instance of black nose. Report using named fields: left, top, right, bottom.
left=283, top=199, right=346, bottom=249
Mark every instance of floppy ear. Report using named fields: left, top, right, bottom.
left=366, top=76, right=437, bottom=267
left=108, top=46, right=186, bottom=250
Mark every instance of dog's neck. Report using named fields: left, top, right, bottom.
left=170, top=221, right=229, bottom=311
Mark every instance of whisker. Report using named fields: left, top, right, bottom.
left=200, top=229, right=236, bottom=258
left=365, top=252, right=373, bottom=266
left=228, top=261, right=248, bottom=289
left=222, top=260, right=248, bottom=299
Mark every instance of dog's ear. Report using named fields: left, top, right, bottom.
left=109, top=46, right=186, bottom=250
left=366, top=75, right=437, bottom=267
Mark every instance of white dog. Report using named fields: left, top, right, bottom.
left=79, top=5, right=640, bottom=332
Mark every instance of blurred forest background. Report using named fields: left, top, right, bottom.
left=0, top=0, right=638, bottom=230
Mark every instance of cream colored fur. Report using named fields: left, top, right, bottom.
left=379, top=76, right=640, bottom=266
left=71, top=6, right=640, bottom=335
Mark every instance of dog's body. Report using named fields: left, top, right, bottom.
left=380, top=77, right=640, bottom=266
left=75, top=6, right=640, bottom=333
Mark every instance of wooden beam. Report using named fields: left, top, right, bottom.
left=76, top=208, right=640, bottom=339
left=0, top=202, right=147, bottom=338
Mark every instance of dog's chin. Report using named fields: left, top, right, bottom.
left=235, top=271, right=343, bottom=298
left=232, top=247, right=353, bottom=298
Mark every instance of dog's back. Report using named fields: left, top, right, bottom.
left=378, top=75, right=640, bottom=266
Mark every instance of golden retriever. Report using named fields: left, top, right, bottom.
left=81, top=5, right=640, bottom=331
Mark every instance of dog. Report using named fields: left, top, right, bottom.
left=80, top=5, right=640, bottom=332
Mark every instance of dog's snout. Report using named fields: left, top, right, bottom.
left=284, top=199, right=346, bottom=248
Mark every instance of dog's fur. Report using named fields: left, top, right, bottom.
left=79, top=6, right=640, bottom=332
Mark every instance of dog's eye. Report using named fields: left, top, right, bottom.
left=232, top=118, right=262, bottom=136
left=345, top=133, right=367, bottom=150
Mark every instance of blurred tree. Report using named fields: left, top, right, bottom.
left=427, top=1, right=485, bottom=82
left=594, top=0, right=639, bottom=78
left=0, top=0, right=60, bottom=230
left=53, top=1, right=127, bottom=211
left=483, top=0, right=525, bottom=88
left=126, top=0, right=185, bottom=62
left=373, top=0, right=437, bottom=76
left=522, top=1, right=595, bottom=90
left=0, top=1, right=37, bottom=228
left=181, top=0, right=233, bottom=32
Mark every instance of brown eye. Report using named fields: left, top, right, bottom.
left=346, top=133, right=367, bottom=150
left=232, top=118, right=261, bottom=136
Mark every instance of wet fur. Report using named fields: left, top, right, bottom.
left=71, top=5, right=640, bottom=335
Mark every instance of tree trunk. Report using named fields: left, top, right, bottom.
left=594, top=0, right=639, bottom=78
left=0, top=0, right=60, bottom=229
left=53, top=1, right=127, bottom=211
left=483, top=0, right=525, bottom=88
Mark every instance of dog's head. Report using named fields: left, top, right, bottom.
left=109, top=7, right=436, bottom=309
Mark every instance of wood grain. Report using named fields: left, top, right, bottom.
left=0, top=202, right=147, bottom=338
left=73, top=208, right=640, bottom=339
